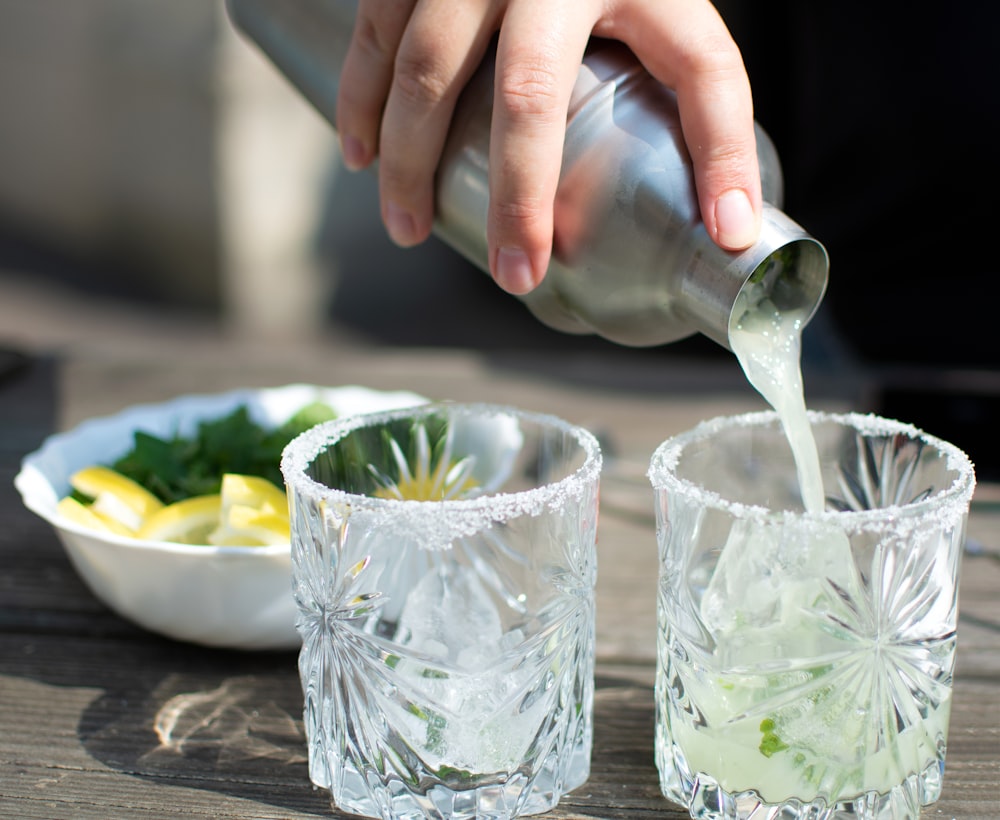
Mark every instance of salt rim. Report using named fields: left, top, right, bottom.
left=647, top=409, right=976, bottom=533
left=281, top=402, right=603, bottom=547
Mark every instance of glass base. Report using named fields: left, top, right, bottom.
left=313, top=737, right=590, bottom=820
left=658, top=749, right=945, bottom=820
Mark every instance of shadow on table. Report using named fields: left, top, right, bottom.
left=73, top=660, right=666, bottom=818
left=70, top=644, right=332, bottom=817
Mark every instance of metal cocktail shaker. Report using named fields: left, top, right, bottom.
left=226, top=0, right=828, bottom=350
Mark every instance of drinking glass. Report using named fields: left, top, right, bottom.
left=647, top=411, right=976, bottom=819
left=281, top=403, right=601, bottom=819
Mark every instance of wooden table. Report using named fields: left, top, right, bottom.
left=2, top=341, right=998, bottom=819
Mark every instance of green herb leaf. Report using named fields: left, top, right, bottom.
left=759, top=717, right=789, bottom=758
left=111, top=402, right=336, bottom=504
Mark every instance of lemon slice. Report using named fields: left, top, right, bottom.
left=219, top=473, right=288, bottom=514
left=209, top=505, right=290, bottom=546
left=89, top=491, right=145, bottom=533
left=62, top=469, right=289, bottom=546
left=69, top=465, right=163, bottom=529
left=136, top=494, right=222, bottom=545
left=57, top=496, right=133, bottom=536
left=208, top=474, right=290, bottom=546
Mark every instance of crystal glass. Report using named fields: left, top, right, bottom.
left=647, top=411, right=976, bottom=820
left=281, top=403, right=601, bottom=819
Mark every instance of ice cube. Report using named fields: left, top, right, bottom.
left=392, top=566, right=546, bottom=772
left=701, top=516, right=860, bottom=661
left=399, top=658, right=542, bottom=773
left=396, top=562, right=504, bottom=665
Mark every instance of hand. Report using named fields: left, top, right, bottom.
left=336, top=0, right=761, bottom=295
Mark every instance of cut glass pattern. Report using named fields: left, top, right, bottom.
left=283, top=404, right=600, bottom=819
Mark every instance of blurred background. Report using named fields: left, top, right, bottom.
left=1, top=1, right=997, bottom=476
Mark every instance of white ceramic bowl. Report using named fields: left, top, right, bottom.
left=14, top=384, right=426, bottom=651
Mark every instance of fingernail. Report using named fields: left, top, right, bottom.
left=715, top=189, right=758, bottom=250
left=385, top=202, right=418, bottom=246
left=495, top=247, right=537, bottom=295
left=340, top=134, right=367, bottom=170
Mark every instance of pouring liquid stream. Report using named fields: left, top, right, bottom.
left=729, top=291, right=825, bottom=514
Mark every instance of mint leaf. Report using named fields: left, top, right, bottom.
left=759, top=717, right=789, bottom=758
left=113, top=430, right=190, bottom=503
left=111, top=402, right=336, bottom=503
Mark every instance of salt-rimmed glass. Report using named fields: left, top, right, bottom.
left=281, top=402, right=601, bottom=820
left=647, top=411, right=976, bottom=820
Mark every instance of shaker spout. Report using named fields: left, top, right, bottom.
left=675, top=205, right=830, bottom=351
